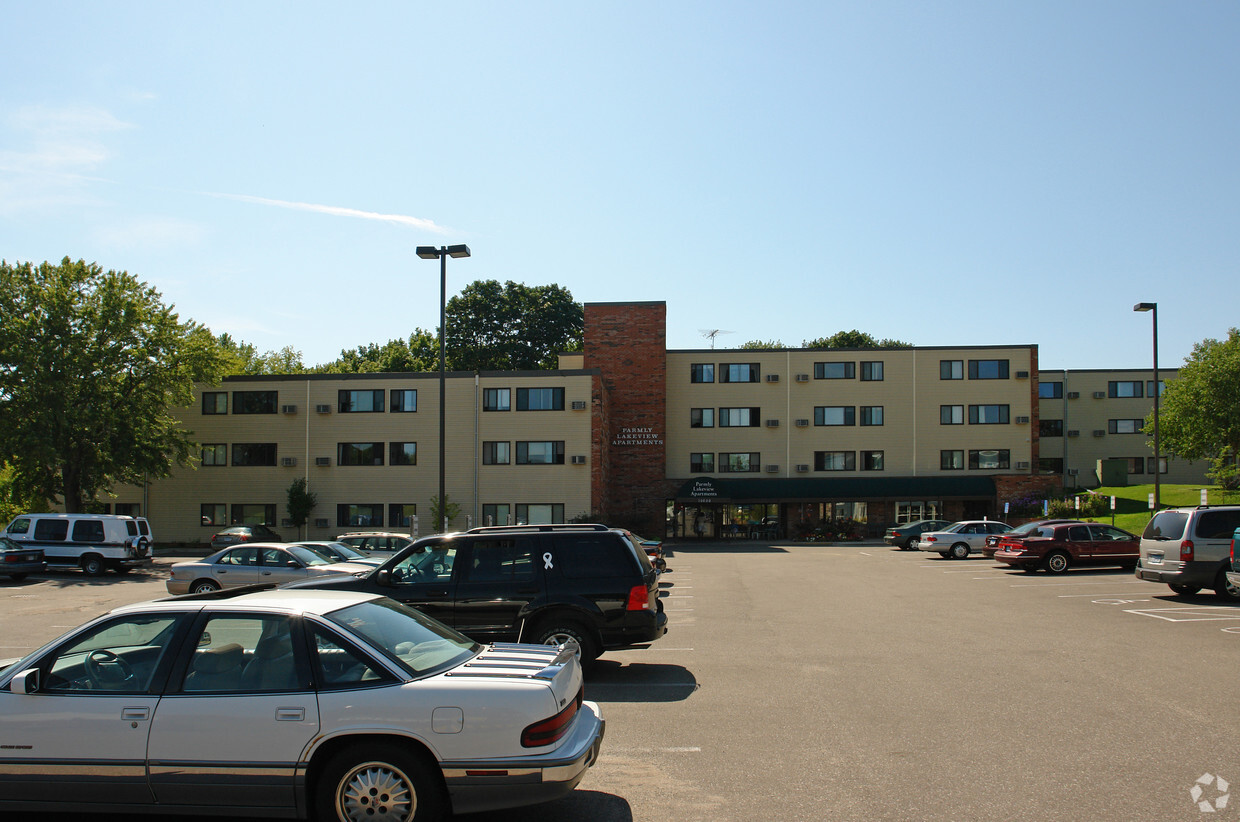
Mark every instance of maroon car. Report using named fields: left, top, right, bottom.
left=993, top=521, right=1139, bottom=574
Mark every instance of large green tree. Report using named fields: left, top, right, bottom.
left=803, top=330, right=912, bottom=348
left=0, top=258, right=229, bottom=511
left=215, top=333, right=306, bottom=375
left=445, top=280, right=582, bottom=371
left=317, top=330, right=438, bottom=373
left=1154, top=327, right=1240, bottom=490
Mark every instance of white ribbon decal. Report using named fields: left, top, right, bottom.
left=543, top=552, right=554, bottom=570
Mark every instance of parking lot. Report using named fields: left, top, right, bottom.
left=6, top=542, right=1240, bottom=821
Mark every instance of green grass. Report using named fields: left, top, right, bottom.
left=1078, top=483, right=1239, bottom=534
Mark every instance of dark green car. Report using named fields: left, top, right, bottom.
left=883, top=519, right=952, bottom=551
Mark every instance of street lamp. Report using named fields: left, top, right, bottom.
left=417, top=244, right=471, bottom=533
left=1134, top=302, right=1160, bottom=511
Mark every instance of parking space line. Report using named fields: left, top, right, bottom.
left=1057, top=592, right=1154, bottom=598
left=1123, top=606, right=1240, bottom=623
left=1010, top=580, right=1147, bottom=588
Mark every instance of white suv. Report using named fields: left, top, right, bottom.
left=1135, top=505, right=1240, bottom=600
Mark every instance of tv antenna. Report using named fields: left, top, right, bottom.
left=699, top=329, right=734, bottom=349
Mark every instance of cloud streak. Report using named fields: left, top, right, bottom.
left=210, top=192, right=451, bottom=234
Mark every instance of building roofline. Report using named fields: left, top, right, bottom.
left=221, top=368, right=600, bottom=383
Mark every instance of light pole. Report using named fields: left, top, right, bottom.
left=417, top=244, right=471, bottom=533
left=1134, top=302, right=1160, bottom=511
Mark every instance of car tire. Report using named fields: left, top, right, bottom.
left=1044, top=551, right=1071, bottom=574
left=1169, top=583, right=1201, bottom=596
left=315, top=742, right=445, bottom=822
left=532, top=619, right=599, bottom=668
left=904, top=537, right=918, bottom=551
left=1213, top=569, right=1240, bottom=602
left=949, top=543, right=970, bottom=560
left=938, top=551, right=949, bottom=558
left=8, top=573, right=27, bottom=582
left=80, top=555, right=106, bottom=577
left=190, top=579, right=221, bottom=593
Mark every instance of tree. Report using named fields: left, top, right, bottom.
left=286, top=477, right=317, bottom=538
left=429, top=494, right=461, bottom=533
left=216, top=333, right=306, bottom=375
left=317, top=330, right=438, bottom=373
left=1153, top=328, right=1240, bottom=490
left=803, top=330, right=911, bottom=348
left=0, top=258, right=229, bottom=511
left=445, top=281, right=582, bottom=371
left=739, top=339, right=784, bottom=349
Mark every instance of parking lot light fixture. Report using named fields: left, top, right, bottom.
left=417, top=244, right=472, bottom=533
left=1133, top=302, right=1159, bottom=511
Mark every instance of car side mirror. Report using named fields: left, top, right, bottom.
left=375, top=569, right=391, bottom=587
left=11, top=668, right=39, bottom=694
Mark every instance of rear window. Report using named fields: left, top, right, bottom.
left=126, top=521, right=139, bottom=537
left=1143, top=511, right=1189, bottom=540
left=553, top=534, right=638, bottom=579
left=1195, top=509, right=1240, bottom=540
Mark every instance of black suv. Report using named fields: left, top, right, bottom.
left=286, top=526, right=668, bottom=668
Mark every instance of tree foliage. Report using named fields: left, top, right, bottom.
left=445, top=281, right=582, bottom=371
left=215, top=333, right=306, bottom=375
left=286, top=477, right=317, bottom=537
left=803, top=330, right=912, bottom=348
left=316, top=329, right=438, bottom=373
left=0, top=258, right=229, bottom=512
left=1154, top=328, right=1240, bottom=489
left=739, top=339, right=784, bottom=349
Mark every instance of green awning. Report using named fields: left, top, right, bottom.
left=675, top=475, right=996, bottom=502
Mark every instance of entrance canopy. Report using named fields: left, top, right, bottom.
left=675, top=475, right=997, bottom=503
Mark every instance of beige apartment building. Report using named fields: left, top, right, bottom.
left=104, top=302, right=1204, bottom=544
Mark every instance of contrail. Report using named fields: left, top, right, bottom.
left=210, top=192, right=451, bottom=233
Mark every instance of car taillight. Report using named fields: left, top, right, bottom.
left=923, top=536, right=937, bottom=543
left=521, top=688, right=582, bottom=747
left=1181, top=540, right=1195, bottom=562
left=627, top=584, right=650, bottom=611
left=239, top=534, right=251, bottom=542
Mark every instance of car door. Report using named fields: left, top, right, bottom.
left=452, top=536, right=540, bottom=643
left=146, top=612, right=318, bottom=811
left=1065, top=524, right=1094, bottom=559
left=257, top=546, right=312, bottom=585
left=1088, top=524, right=1138, bottom=562
left=210, top=546, right=261, bottom=587
left=379, top=544, right=459, bottom=626
left=0, top=612, right=188, bottom=804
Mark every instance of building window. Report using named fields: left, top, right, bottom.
left=202, top=392, right=227, bottom=414
left=1040, top=419, right=1064, bottom=437
left=338, top=442, right=384, bottom=466
left=1108, top=419, right=1144, bottom=434
left=1108, top=381, right=1143, bottom=398
left=968, top=360, right=1009, bottom=380
left=719, top=363, right=759, bottom=383
left=482, top=504, right=511, bottom=527
left=814, top=362, right=855, bottom=380
left=201, top=503, right=226, bottom=527
left=1038, top=458, right=1064, bottom=474
left=969, top=404, right=1010, bottom=424
left=483, top=388, right=511, bottom=411
left=483, top=441, right=511, bottom=465
left=232, top=443, right=277, bottom=466
left=515, top=504, right=565, bottom=525
left=860, top=361, right=884, bottom=381
left=201, top=444, right=227, bottom=466
left=815, top=406, right=855, bottom=426
left=1146, top=380, right=1166, bottom=398
left=516, top=387, right=564, bottom=411
left=719, top=407, right=760, bottom=427
left=941, top=450, right=964, bottom=470
left=897, top=501, right=944, bottom=522
left=1124, top=457, right=1145, bottom=475
left=231, top=504, right=275, bottom=526
left=339, top=389, right=384, bottom=413
left=114, top=503, right=140, bottom=518
left=390, top=389, right=417, bottom=412
left=388, top=504, right=416, bottom=528
left=860, top=406, right=883, bottom=426
left=337, top=504, right=383, bottom=528
left=689, top=453, right=715, bottom=472
left=815, top=451, right=855, bottom=471
left=968, top=449, right=1011, bottom=469
left=516, top=441, right=565, bottom=465
left=1039, top=381, right=1063, bottom=399
left=719, top=453, right=759, bottom=473
left=940, top=360, right=964, bottom=380
left=861, top=450, right=884, bottom=471
left=389, top=442, right=417, bottom=465
left=691, top=408, right=715, bottom=428
left=1147, top=456, right=1168, bottom=474
left=940, top=405, right=964, bottom=425
left=690, top=363, right=715, bottom=383
left=233, top=390, right=277, bottom=414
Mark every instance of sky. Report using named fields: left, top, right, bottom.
left=3, top=1, right=1237, bottom=372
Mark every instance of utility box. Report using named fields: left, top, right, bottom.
left=1098, top=458, right=1128, bottom=487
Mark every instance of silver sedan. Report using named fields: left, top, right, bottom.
left=166, top=542, right=372, bottom=594
left=916, top=520, right=1012, bottom=559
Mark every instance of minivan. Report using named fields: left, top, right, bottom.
left=1135, top=505, right=1240, bottom=600
left=3, top=513, right=154, bottom=576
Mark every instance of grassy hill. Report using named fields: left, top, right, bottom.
left=1072, top=483, right=1238, bottom=534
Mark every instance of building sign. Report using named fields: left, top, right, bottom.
left=612, top=427, right=663, bottom=447
left=688, top=479, right=719, bottom=498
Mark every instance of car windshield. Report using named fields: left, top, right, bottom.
left=324, top=598, right=478, bottom=676
left=286, top=545, right=337, bottom=566
left=1012, top=521, right=1056, bottom=536
left=301, top=542, right=366, bottom=561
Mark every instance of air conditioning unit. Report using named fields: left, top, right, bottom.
left=315, top=457, right=331, bottom=466
left=1015, top=416, right=1030, bottom=424
left=1016, top=371, right=1029, bottom=379
left=1015, top=461, right=1030, bottom=469
left=764, top=464, right=779, bottom=473
left=281, top=518, right=293, bottom=527
left=1092, top=429, right=1106, bottom=437
left=795, top=373, right=810, bottom=383
left=795, top=464, right=809, bottom=473
left=794, top=419, right=809, bottom=428
left=1066, top=392, right=1080, bottom=399
left=280, top=457, right=297, bottom=467
left=1092, top=391, right=1106, bottom=399
left=571, top=400, right=587, bottom=410
left=1067, top=468, right=1079, bottom=476
left=315, top=404, right=332, bottom=414
left=765, top=374, right=780, bottom=383
left=314, top=518, right=329, bottom=528
left=570, top=455, right=587, bottom=464
left=765, top=419, right=780, bottom=428
left=1067, top=430, right=1080, bottom=437
left=281, top=404, right=297, bottom=414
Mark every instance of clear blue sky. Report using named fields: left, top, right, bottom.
left=3, top=2, right=1237, bottom=371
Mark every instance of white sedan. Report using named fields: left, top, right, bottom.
left=0, top=588, right=604, bottom=820
left=916, top=520, right=1013, bottom=559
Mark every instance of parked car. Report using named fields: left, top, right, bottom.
left=1136, top=505, right=1240, bottom=600
left=993, top=522, right=1139, bottom=573
left=0, top=535, right=45, bottom=581
left=982, top=519, right=1079, bottom=558
left=627, top=532, right=668, bottom=572
left=3, top=513, right=153, bottom=576
left=291, top=540, right=384, bottom=567
left=884, top=519, right=952, bottom=551
left=334, top=531, right=414, bottom=555
left=286, top=526, right=668, bottom=669
left=208, top=524, right=282, bottom=549
left=0, top=587, right=604, bottom=818
left=917, top=520, right=1013, bottom=559
left=1225, top=527, right=1240, bottom=592
left=166, top=543, right=372, bottom=594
